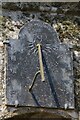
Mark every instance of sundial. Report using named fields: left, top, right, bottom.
left=5, top=20, right=74, bottom=109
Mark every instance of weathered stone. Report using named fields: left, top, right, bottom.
left=0, top=45, right=4, bottom=117
left=0, top=2, right=80, bottom=119
left=5, top=20, right=74, bottom=109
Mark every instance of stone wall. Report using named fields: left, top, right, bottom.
left=0, top=2, right=80, bottom=119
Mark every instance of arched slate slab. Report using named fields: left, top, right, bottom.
left=6, top=20, right=74, bottom=109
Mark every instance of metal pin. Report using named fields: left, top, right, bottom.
left=37, top=44, right=45, bottom=82
left=3, top=40, right=10, bottom=46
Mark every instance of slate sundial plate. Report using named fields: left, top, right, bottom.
left=5, top=20, right=74, bottom=109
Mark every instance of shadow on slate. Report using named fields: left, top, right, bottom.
left=42, top=53, right=60, bottom=108
left=5, top=19, right=74, bottom=109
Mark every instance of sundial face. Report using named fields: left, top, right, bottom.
left=6, top=20, right=74, bottom=109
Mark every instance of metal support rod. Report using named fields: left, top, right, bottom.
left=37, top=44, right=45, bottom=82
left=29, top=71, right=40, bottom=91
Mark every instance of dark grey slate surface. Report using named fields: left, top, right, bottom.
left=6, top=20, right=74, bottom=109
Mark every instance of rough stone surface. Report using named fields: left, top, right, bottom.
left=0, top=2, right=80, bottom=119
